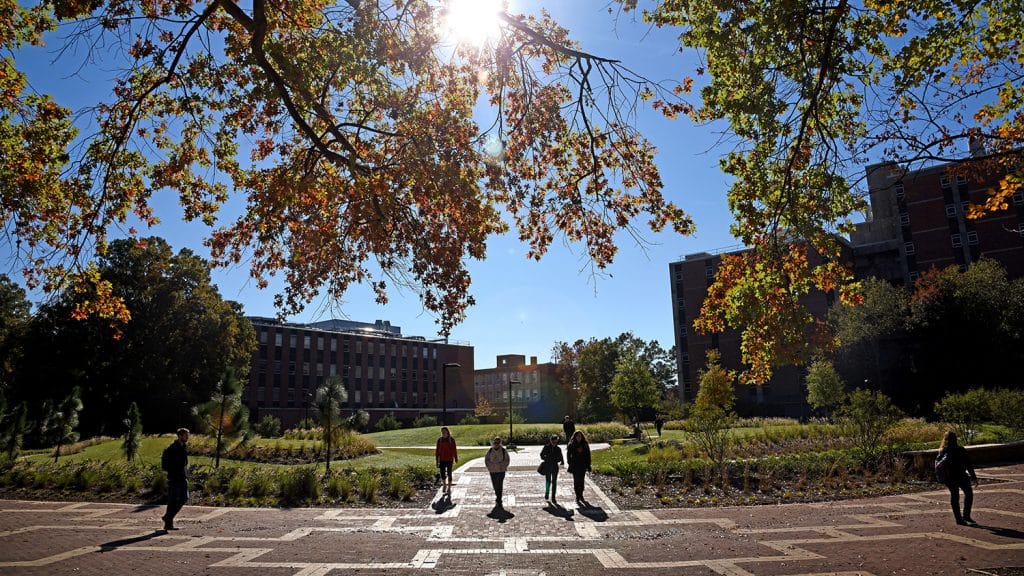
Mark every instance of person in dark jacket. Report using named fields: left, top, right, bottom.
left=540, top=434, right=564, bottom=504
left=484, top=437, right=511, bottom=508
left=435, top=426, right=458, bottom=494
left=654, top=415, right=665, bottom=437
left=567, top=430, right=592, bottom=507
left=938, top=430, right=978, bottom=525
left=161, top=428, right=190, bottom=531
left=562, top=416, right=575, bottom=443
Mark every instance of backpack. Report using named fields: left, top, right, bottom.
left=934, top=452, right=949, bottom=483
left=161, top=444, right=173, bottom=472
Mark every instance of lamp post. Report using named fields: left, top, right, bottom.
left=508, top=379, right=521, bottom=445
left=304, top=392, right=313, bottom=427
left=441, top=362, right=460, bottom=425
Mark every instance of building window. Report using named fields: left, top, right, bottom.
left=945, top=204, right=957, bottom=218
left=288, top=334, right=296, bottom=348
left=967, top=231, right=978, bottom=245
left=940, top=174, right=951, bottom=188
left=909, top=271, right=920, bottom=282
left=303, top=335, right=311, bottom=349
left=895, top=183, right=905, bottom=200
left=1013, top=191, right=1024, bottom=204
left=961, top=201, right=970, bottom=214
left=956, top=174, right=967, bottom=186
left=302, top=362, right=310, bottom=375
left=274, top=333, right=282, bottom=346
left=899, top=213, right=910, bottom=226
left=259, top=331, right=268, bottom=344
left=904, top=242, right=916, bottom=255
left=951, top=234, right=962, bottom=247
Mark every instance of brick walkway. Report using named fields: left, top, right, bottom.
left=1, top=448, right=1022, bottom=575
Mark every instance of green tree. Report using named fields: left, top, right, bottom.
left=620, top=0, right=1023, bottom=383
left=121, top=402, right=143, bottom=462
left=0, top=275, right=31, bottom=389
left=255, top=414, right=282, bottom=438
left=837, top=389, right=903, bottom=464
left=684, top=350, right=736, bottom=468
left=2, top=402, right=28, bottom=459
left=316, top=376, right=348, bottom=475
left=574, top=338, right=620, bottom=423
left=52, top=386, right=83, bottom=462
left=805, top=359, right=846, bottom=418
left=12, top=237, right=256, bottom=436
left=609, top=346, right=660, bottom=433
left=195, top=369, right=250, bottom=468
left=989, top=389, right=1024, bottom=441
left=934, top=389, right=991, bottom=445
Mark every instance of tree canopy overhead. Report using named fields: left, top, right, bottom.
left=2, top=0, right=691, bottom=335
left=624, top=0, right=1023, bottom=381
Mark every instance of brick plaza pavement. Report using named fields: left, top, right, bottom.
left=0, top=446, right=1022, bottom=575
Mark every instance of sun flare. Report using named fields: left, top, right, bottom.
left=442, top=0, right=504, bottom=48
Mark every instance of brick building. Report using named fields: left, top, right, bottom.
left=244, top=317, right=474, bottom=429
left=670, top=154, right=1024, bottom=416
left=474, top=354, right=567, bottom=423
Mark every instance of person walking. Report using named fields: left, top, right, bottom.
left=938, top=430, right=978, bottom=525
left=654, top=414, right=665, bottom=437
left=435, top=426, right=458, bottom=494
left=540, top=434, right=564, bottom=505
left=484, top=436, right=511, bottom=508
left=567, top=430, right=592, bottom=507
left=562, top=415, right=575, bottom=443
left=160, top=428, right=190, bottom=531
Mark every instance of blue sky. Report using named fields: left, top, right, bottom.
left=6, top=1, right=749, bottom=369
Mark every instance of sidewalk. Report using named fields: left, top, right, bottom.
left=1, top=460, right=1022, bottom=575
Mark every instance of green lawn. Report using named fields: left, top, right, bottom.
left=365, top=423, right=577, bottom=447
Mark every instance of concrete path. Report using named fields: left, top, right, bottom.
left=1, top=457, right=1022, bottom=575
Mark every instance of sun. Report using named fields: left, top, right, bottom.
left=442, top=0, right=505, bottom=48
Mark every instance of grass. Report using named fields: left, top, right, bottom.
left=364, top=422, right=629, bottom=446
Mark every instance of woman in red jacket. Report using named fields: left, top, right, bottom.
left=435, top=426, right=458, bottom=494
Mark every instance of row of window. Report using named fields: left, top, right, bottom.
left=257, top=329, right=438, bottom=360
left=252, top=390, right=440, bottom=409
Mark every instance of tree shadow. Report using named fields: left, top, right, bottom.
left=543, top=502, right=575, bottom=521
left=100, top=531, right=166, bottom=552
left=486, top=506, right=515, bottom=523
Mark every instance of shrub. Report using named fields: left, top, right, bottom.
left=255, top=415, right=283, bottom=438
left=386, top=470, right=416, bottom=500
left=412, top=415, right=438, bottom=428
left=356, top=471, right=379, bottom=503
left=934, top=388, right=991, bottom=444
left=248, top=470, right=276, bottom=498
left=279, top=466, right=320, bottom=506
left=988, top=388, right=1024, bottom=441
left=295, top=417, right=316, bottom=430
left=838, top=389, right=904, bottom=464
left=580, top=422, right=632, bottom=443
left=227, top=474, right=246, bottom=499
left=457, top=415, right=479, bottom=426
left=148, top=466, right=168, bottom=495
left=327, top=472, right=353, bottom=501
left=373, top=413, right=402, bottom=432
left=346, top=410, right=370, bottom=432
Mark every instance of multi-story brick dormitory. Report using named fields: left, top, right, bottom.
left=244, top=317, right=474, bottom=429
left=474, top=354, right=567, bottom=423
left=670, top=152, right=1024, bottom=417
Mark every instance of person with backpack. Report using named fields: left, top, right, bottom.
left=484, top=436, right=511, bottom=508
left=539, top=434, right=564, bottom=505
left=937, top=430, right=978, bottom=525
left=435, top=426, right=458, bottom=494
left=160, top=428, right=190, bottom=531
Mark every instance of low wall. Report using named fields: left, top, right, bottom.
left=903, top=440, right=1024, bottom=466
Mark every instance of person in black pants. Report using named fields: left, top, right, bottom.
left=562, top=415, right=575, bottom=443
left=540, top=434, right=564, bottom=505
left=938, top=430, right=978, bottom=525
left=567, top=430, right=592, bottom=507
left=161, top=428, right=190, bottom=531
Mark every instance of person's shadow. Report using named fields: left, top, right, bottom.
left=577, top=502, right=608, bottom=522
left=543, top=501, right=574, bottom=521
left=100, top=531, right=166, bottom=552
left=978, top=524, right=1024, bottom=539
left=431, top=494, right=455, bottom=514
left=487, top=505, right=515, bottom=523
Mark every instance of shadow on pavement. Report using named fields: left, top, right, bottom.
left=981, top=525, right=1024, bottom=539
left=100, top=531, right=165, bottom=552
left=543, top=503, right=574, bottom=521
left=431, top=495, right=455, bottom=514
left=578, top=505, right=608, bottom=522
left=486, top=506, right=515, bottom=523
left=130, top=504, right=160, bottom=513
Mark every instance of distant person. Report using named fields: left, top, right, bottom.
left=540, top=434, right=564, bottom=505
left=567, top=430, right=592, bottom=507
left=160, top=428, right=190, bottom=531
left=938, top=430, right=978, bottom=525
left=484, top=436, right=511, bottom=508
left=435, top=426, right=458, bottom=494
left=562, top=415, right=575, bottom=443
left=655, top=415, right=665, bottom=437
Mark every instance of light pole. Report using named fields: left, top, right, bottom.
left=508, top=379, right=521, bottom=445
left=441, top=362, right=460, bottom=425
left=304, top=392, right=313, bottom=427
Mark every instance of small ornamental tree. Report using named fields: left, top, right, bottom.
left=315, top=376, right=347, bottom=474
left=53, top=386, right=83, bottom=462
left=121, top=402, right=142, bottom=462
left=610, top=346, right=660, bottom=435
left=805, top=359, right=846, bottom=419
left=195, top=369, right=251, bottom=468
left=255, top=414, right=282, bottom=438
left=684, top=350, right=736, bottom=468
left=474, top=396, right=495, bottom=418
left=934, top=389, right=991, bottom=445
left=989, top=388, right=1024, bottom=441
left=838, top=389, right=903, bottom=465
